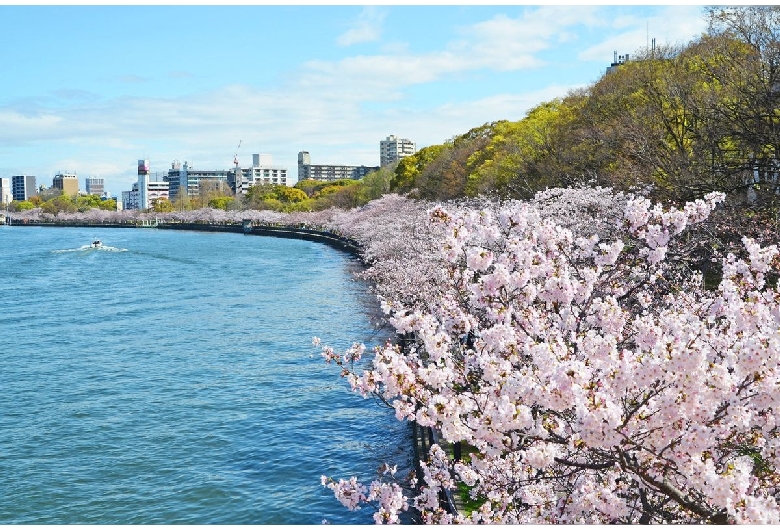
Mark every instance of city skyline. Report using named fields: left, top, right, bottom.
left=0, top=5, right=710, bottom=194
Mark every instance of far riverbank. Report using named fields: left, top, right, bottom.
left=4, top=219, right=363, bottom=258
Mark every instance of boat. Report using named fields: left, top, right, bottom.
left=91, top=240, right=102, bottom=248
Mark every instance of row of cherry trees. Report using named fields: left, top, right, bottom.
left=6, top=205, right=288, bottom=225
left=314, top=189, right=780, bottom=524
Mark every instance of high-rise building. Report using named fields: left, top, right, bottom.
left=85, top=177, right=105, bottom=196
left=52, top=173, right=79, bottom=196
left=297, top=151, right=379, bottom=182
left=11, top=175, right=36, bottom=201
left=134, top=160, right=169, bottom=210
left=0, top=178, right=11, bottom=206
left=138, top=159, right=151, bottom=210
left=380, top=135, right=416, bottom=167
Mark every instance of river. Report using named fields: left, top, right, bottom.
left=0, top=225, right=411, bottom=524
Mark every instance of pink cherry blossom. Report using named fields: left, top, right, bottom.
left=318, top=188, right=780, bottom=524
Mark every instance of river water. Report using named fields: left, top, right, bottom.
left=0, top=225, right=411, bottom=524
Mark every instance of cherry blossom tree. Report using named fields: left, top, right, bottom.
left=319, top=189, right=780, bottom=524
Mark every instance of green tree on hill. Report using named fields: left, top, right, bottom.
left=356, top=165, right=395, bottom=204
left=390, top=144, right=448, bottom=193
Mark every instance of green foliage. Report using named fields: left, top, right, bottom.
left=390, top=144, right=448, bottom=193
left=457, top=481, right=487, bottom=517
left=244, top=183, right=278, bottom=209
left=261, top=198, right=284, bottom=211
left=10, top=200, right=34, bottom=211
left=76, top=194, right=105, bottom=212
left=463, top=106, right=582, bottom=198
left=246, top=183, right=310, bottom=209
left=152, top=197, right=176, bottom=212
left=314, top=181, right=362, bottom=209
left=294, top=178, right=357, bottom=198
left=207, top=196, right=235, bottom=210
left=356, top=165, right=395, bottom=203
left=275, top=186, right=309, bottom=203
left=287, top=168, right=394, bottom=209
left=41, top=195, right=78, bottom=215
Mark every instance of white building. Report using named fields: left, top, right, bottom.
left=229, top=153, right=289, bottom=195
left=145, top=181, right=170, bottom=208
left=380, top=135, right=416, bottom=167
left=123, top=160, right=170, bottom=210
left=0, top=178, right=11, bottom=206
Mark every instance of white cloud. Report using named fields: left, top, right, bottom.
left=49, top=89, right=101, bottom=102
left=398, top=84, right=586, bottom=149
left=336, top=6, right=385, bottom=47
left=464, top=6, right=601, bottom=58
left=578, top=6, right=708, bottom=62
left=168, top=70, right=196, bottom=79
left=303, top=6, right=603, bottom=95
left=0, top=110, right=65, bottom=139
left=116, top=74, right=149, bottom=84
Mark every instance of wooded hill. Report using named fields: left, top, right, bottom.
left=387, top=6, right=780, bottom=210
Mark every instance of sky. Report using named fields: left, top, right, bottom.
left=0, top=4, right=713, bottom=195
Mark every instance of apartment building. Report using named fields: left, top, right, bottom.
left=297, top=151, right=379, bottom=182
left=228, top=154, right=289, bottom=195
left=121, top=186, right=140, bottom=211
left=380, top=135, right=416, bottom=167
left=165, top=160, right=230, bottom=200
left=85, top=177, right=105, bottom=196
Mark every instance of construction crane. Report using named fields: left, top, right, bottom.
left=233, top=140, right=242, bottom=169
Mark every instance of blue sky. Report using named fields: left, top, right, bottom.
left=0, top=5, right=711, bottom=195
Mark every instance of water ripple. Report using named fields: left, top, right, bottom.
left=0, top=226, right=411, bottom=524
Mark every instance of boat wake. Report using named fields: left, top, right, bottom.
left=52, top=244, right=128, bottom=253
